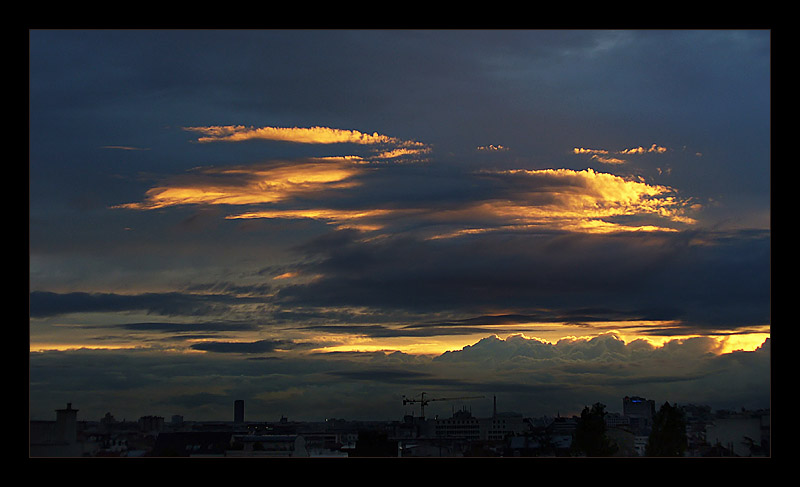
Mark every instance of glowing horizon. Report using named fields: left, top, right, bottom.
left=29, top=329, right=770, bottom=356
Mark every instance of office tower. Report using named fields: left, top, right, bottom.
left=55, top=403, right=78, bottom=444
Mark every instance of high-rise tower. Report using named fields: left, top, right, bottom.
left=55, top=403, right=78, bottom=444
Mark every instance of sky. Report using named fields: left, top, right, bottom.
left=29, top=29, right=771, bottom=423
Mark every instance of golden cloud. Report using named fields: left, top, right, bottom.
left=477, top=144, right=509, bottom=152
left=115, top=129, right=695, bottom=239
left=619, top=144, right=668, bottom=154
left=183, top=125, right=423, bottom=147
left=574, top=144, right=669, bottom=164
left=591, top=155, right=626, bottom=165
left=372, top=146, right=432, bottom=161
left=182, top=125, right=431, bottom=165
left=113, top=161, right=364, bottom=210
left=573, top=148, right=609, bottom=155
left=226, top=208, right=398, bottom=231
left=426, top=168, right=696, bottom=238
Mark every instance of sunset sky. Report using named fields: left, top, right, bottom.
left=29, top=29, right=770, bottom=423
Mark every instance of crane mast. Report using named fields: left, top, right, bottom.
left=402, top=392, right=484, bottom=418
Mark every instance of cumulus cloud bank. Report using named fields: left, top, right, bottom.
left=28, top=332, right=770, bottom=421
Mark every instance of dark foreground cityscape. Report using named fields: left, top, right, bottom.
left=29, top=395, right=770, bottom=458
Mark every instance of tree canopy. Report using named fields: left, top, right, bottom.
left=572, top=402, right=618, bottom=457
left=646, top=401, right=688, bottom=457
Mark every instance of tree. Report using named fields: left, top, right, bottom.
left=572, top=402, right=618, bottom=457
left=646, top=401, right=688, bottom=457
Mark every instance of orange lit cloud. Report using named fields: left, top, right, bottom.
left=427, top=168, right=696, bottom=238
left=620, top=144, right=668, bottom=154
left=227, top=208, right=399, bottom=231
left=183, top=125, right=424, bottom=148
left=114, top=161, right=364, bottom=210
left=372, top=146, right=432, bottom=161
left=573, top=147, right=609, bottom=155
left=573, top=144, right=669, bottom=164
left=116, top=162, right=696, bottom=238
left=591, top=155, right=626, bottom=165
left=273, top=272, right=299, bottom=280
left=183, top=125, right=431, bottom=165
left=477, top=144, right=509, bottom=152
left=118, top=120, right=696, bottom=242
left=488, top=167, right=680, bottom=207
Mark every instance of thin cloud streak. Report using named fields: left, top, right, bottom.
left=574, top=144, right=669, bottom=164
left=113, top=160, right=365, bottom=210
left=183, top=125, right=420, bottom=146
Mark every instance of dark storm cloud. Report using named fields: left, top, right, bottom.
left=276, top=227, right=769, bottom=331
left=114, top=321, right=261, bottom=333
left=29, top=290, right=259, bottom=318
left=30, top=349, right=169, bottom=393
left=312, top=162, right=499, bottom=213
left=414, top=307, right=685, bottom=329
left=28, top=29, right=770, bottom=183
left=159, top=392, right=232, bottom=411
left=37, top=321, right=264, bottom=346
left=297, top=323, right=501, bottom=339
left=326, top=369, right=433, bottom=383
left=190, top=339, right=300, bottom=354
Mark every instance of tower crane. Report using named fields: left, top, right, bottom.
left=402, top=392, right=485, bottom=419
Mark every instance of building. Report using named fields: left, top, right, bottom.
left=55, top=403, right=79, bottom=444
left=680, top=403, right=713, bottom=455
left=433, top=405, right=527, bottom=442
left=706, top=410, right=770, bottom=457
left=228, top=434, right=309, bottom=457
left=545, top=415, right=577, bottom=453
left=30, top=403, right=85, bottom=457
left=604, top=412, right=630, bottom=429
left=623, top=396, right=656, bottom=434
left=487, top=412, right=526, bottom=441
left=606, top=427, right=637, bottom=457
left=435, top=408, right=481, bottom=440
left=623, top=395, right=655, bottom=419
left=399, top=438, right=464, bottom=457
left=150, top=431, right=234, bottom=457
left=138, top=415, right=164, bottom=434
left=100, top=412, right=117, bottom=432
left=605, top=408, right=647, bottom=456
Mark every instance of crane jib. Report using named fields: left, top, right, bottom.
left=402, top=393, right=485, bottom=418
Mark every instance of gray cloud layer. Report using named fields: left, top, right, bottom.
left=276, top=227, right=770, bottom=331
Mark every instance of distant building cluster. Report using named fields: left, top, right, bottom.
left=29, top=396, right=770, bottom=458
